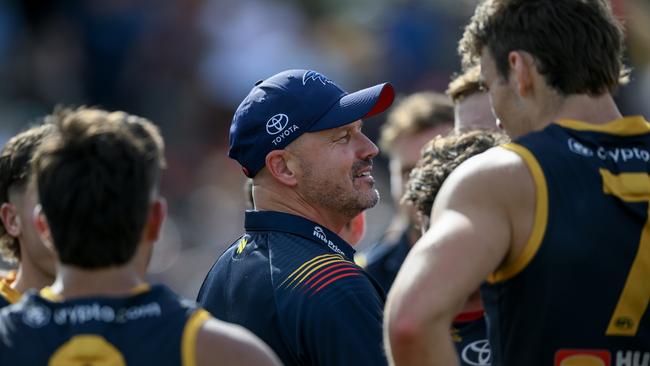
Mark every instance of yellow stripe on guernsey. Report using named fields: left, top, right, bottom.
left=279, top=254, right=345, bottom=288
left=488, top=143, right=549, bottom=283
left=555, top=116, right=650, bottom=136
left=0, top=271, right=21, bottom=304
left=600, top=169, right=650, bottom=336
left=182, top=309, right=212, bottom=366
left=40, top=284, right=151, bottom=302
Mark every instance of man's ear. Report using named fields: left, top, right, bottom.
left=508, top=51, right=534, bottom=97
left=33, top=204, right=54, bottom=252
left=145, top=198, right=166, bottom=243
left=265, top=150, right=299, bottom=187
left=0, top=202, right=20, bottom=237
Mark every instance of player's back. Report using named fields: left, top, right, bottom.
left=482, top=117, right=650, bottom=365
left=0, top=284, right=208, bottom=366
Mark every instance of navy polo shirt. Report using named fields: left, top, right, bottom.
left=197, top=211, right=387, bottom=366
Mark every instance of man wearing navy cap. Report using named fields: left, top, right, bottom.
left=197, top=69, right=394, bottom=366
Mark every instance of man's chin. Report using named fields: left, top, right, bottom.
left=360, top=189, right=380, bottom=209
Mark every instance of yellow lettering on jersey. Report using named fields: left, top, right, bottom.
left=601, top=169, right=650, bottom=336
left=48, top=335, right=125, bottom=366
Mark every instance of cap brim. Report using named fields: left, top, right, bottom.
left=307, top=83, right=395, bottom=132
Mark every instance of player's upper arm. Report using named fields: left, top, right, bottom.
left=195, top=317, right=281, bottom=366
left=387, top=146, right=532, bottom=333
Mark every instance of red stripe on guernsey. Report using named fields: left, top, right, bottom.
left=453, top=310, right=485, bottom=323
left=302, top=262, right=351, bottom=287
left=311, top=272, right=362, bottom=296
left=307, top=266, right=359, bottom=290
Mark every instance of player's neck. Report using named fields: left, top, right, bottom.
left=12, top=256, right=54, bottom=295
left=550, top=93, right=622, bottom=126
left=49, top=264, right=146, bottom=300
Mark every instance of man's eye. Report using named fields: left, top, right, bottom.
left=337, top=134, right=351, bottom=142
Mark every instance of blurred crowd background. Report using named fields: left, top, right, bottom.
left=0, top=0, right=648, bottom=298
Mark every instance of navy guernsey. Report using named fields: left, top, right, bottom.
left=0, top=284, right=210, bottom=366
left=197, top=210, right=387, bottom=366
left=362, top=229, right=411, bottom=293
left=481, top=117, right=650, bottom=366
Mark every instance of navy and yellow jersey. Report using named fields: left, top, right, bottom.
left=197, top=210, right=387, bottom=366
left=0, top=271, right=19, bottom=307
left=359, top=229, right=411, bottom=293
left=0, top=284, right=211, bottom=366
left=452, top=311, right=490, bottom=366
left=481, top=116, right=650, bottom=365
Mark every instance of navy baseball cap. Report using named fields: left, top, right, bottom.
left=228, top=69, right=395, bottom=177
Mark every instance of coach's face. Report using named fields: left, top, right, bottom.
left=290, top=119, right=379, bottom=220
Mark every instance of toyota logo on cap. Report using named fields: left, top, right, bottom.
left=266, top=114, right=289, bottom=135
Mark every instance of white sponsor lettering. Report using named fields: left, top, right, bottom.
left=596, top=146, right=650, bottom=163
left=461, top=339, right=491, bottom=366
left=567, top=138, right=650, bottom=163
left=54, top=304, right=115, bottom=325
left=313, top=226, right=345, bottom=256
left=271, top=124, right=300, bottom=146
left=616, top=350, right=650, bottom=366
left=52, top=302, right=161, bottom=325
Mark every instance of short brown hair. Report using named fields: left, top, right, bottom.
left=402, top=130, right=509, bottom=218
left=379, top=92, right=453, bottom=155
left=447, top=65, right=483, bottom=103
left=0, top=124, right=54, bottom=262
left=34, top=107, right=166, bottom=269
left=459, top=0, right=628, bottom=96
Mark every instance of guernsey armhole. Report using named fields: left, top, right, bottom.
left=487, top=143, right=548, bottom=283
left=181, top=308, right=212, bottom=366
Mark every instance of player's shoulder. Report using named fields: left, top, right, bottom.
left=197, top=316, right=280, bottom=366
left=447, top=145, right=532, bottom=188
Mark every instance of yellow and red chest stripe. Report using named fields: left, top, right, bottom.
left=279, top=254, right=363, bottom=296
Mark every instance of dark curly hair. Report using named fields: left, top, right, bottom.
left=402, top=130, right=509, bottom=218
left=0, top=124, right=55, bottom=262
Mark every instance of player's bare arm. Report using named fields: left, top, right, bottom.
left=196, top=317, right=282, bottom=366
left=385, top=146, right=536, bottom=365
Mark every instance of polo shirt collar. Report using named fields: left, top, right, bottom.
left=245, top=210, right=356, bottom=260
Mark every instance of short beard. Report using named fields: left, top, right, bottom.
left=299, top=159, right=379, bottom=221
